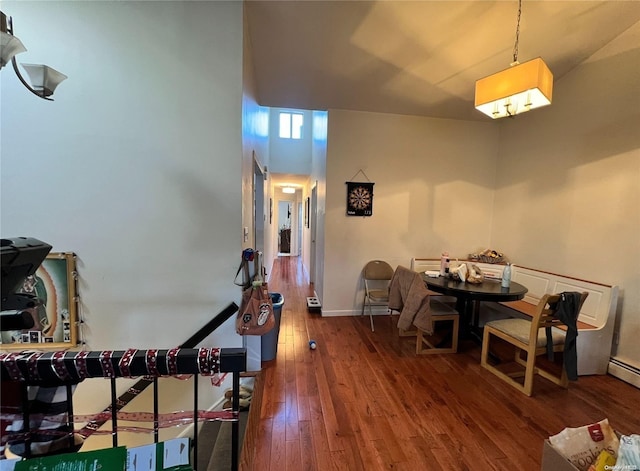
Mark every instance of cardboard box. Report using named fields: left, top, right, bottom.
left=541, top=439, right=581, bottom=471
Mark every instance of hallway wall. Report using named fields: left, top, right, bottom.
left=1, top=2, right=245, bottom=417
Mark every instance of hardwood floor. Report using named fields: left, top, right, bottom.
left=241, top=256, right=640, bottom=471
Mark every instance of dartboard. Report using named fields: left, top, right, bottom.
left=349, top=186, right=371, bottom=210
left=346, top=182, right=374, bottom=216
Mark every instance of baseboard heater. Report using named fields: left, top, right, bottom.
left=608, top=358, right=640, bottom=389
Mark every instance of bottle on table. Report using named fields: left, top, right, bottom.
left=501, top=263, right=512, bottom=288
left=440, top=252, right=449, bottom=277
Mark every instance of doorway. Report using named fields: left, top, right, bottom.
left=278, top=200, right=292, bottom=255
left=310, top=184, right=317, bottom=284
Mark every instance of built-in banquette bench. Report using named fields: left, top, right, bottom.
left=410, top=258, right=619, bottom=376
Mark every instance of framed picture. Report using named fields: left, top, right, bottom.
left=305, top=197, right=310, bottom=228
left=0, top=252, right=79, bottom=349
left=269, top=197, right=273, bottom=224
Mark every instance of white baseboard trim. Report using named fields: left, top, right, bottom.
left=608, top=359, right=640, bottom=389
left=321, top=309, right=391, bottom=317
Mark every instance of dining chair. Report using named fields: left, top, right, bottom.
left=389, top=265, right=460, bottom=353
left=480, top=292, right=588, bottom=396
left=416, top=299, right=460, bottom=354
left=361, top=260, right=395, bottom=331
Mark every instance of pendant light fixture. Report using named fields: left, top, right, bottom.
left=474, top=0, right=553, bottom=119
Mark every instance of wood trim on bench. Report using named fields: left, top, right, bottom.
left=511, top=265, right=613, bottom=288
left=499, top=300, right=598, bottom=330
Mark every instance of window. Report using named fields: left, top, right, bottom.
left=279, top=112, right=303, bottom=139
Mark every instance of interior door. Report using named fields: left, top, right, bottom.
left=310, top=184, right=317, bottom=284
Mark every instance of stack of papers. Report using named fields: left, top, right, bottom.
left=424, top=270, right=440, bottom=278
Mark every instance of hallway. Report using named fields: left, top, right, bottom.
left=242, top=256, right=640, bottom=470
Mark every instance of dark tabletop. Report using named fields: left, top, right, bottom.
left=421, top=274, right=528, bottom=302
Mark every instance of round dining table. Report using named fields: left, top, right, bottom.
left=421, top=274, right=528, bottom=341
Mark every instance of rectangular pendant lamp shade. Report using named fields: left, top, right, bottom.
left=475, top=57, right=553, bottom=119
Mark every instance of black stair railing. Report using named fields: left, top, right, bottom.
left=0, top=302, right=245, bottom=471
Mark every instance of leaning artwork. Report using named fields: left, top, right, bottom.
left=1, top=252, right=79, bottom=349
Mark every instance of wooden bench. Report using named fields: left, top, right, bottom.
left=498, top=299, right=597, bottom=331
left=410, top=259, right=619, bottom=376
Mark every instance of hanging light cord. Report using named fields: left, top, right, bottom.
left=512, top=0, right=522, bottom=65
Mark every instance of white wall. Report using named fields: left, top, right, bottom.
left=309, top=111, right=328, bottom=296
left=241, top=4, right=271, bottom=371
left=268, top=108, right=313, bottom=175
left=322, top=110, right=499, bottom=314
left=1, top=0, right=245, bottom=425
left=491, top=22, right=640, bottom=369
left=241, top=15, right=270, bottom=260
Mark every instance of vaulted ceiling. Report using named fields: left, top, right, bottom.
left=245, top=1, right=640, bottom=122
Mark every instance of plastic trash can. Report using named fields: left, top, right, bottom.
left=261, top=293, right=284, bottom=361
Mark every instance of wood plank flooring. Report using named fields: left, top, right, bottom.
left=241, top=256, right=640, bottom=471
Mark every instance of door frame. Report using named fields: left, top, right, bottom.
left=253, top=152, right=265, bottom=253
